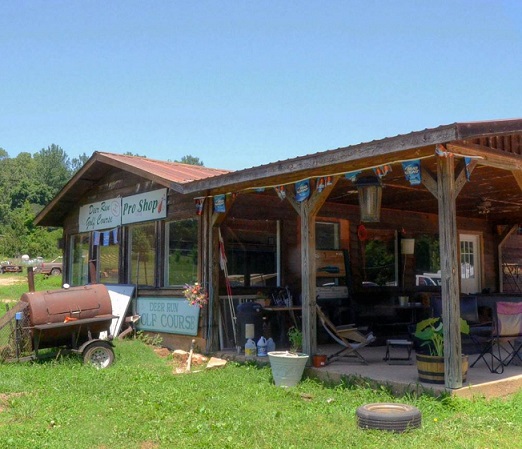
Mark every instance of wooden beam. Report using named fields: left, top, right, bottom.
left=447, top=142, right=522, bottom=171
left=300, top=201, right=317, bottom=359
left=421, top=166, right=438, bottom=198
left=437, top=154, right=463, bottom=389
left=511, top=170, right=522, bottom=191
left=455, top=159, right=477, bottom=196
left=298, top=182, right=336, bottom=358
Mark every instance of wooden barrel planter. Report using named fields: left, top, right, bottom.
left=416, top=354, right=469, bottom=384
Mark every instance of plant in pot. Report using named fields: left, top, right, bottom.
left=414, top=317, right=470, bottom=384
left=267, top=327, right=309, bottom=387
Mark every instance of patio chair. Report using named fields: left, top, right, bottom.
left=316, top=305, right=376, bottom=365
left=470, top=301, right=522, bottom=374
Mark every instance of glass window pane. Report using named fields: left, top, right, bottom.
left=99, top=230, right=120, bottom=284
left=69, top=233, right=90, bottom=286
left=316, top=222, right=340, bottom=250
left=363, top=229, right=397, bottom=286
left=166, top=219, right=198, bottom=286
left=129, top=223, right=156, bottom=287
left=224, top=220, right=277, bottom=288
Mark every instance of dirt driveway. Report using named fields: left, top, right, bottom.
left=0, top=275, right=25, bottom=302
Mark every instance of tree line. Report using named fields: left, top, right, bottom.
left=0, top=146, right=203, bottom=261
left=0, top=145, right=89, bottom=260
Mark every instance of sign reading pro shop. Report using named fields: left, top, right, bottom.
left=136, top=297, right=200, bottom=336
left=122, top=188, right=167, bottom=225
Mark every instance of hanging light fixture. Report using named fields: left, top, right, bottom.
left=356, top=176, right=382, bottom=222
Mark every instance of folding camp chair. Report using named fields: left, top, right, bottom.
left=470, top=301, right=522, bottom=374
left=316, top=305, right=376, bottom=365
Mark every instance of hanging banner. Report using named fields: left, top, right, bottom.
left=121, top=188, right=167, bottom=225
left=112, top=228, right=119, bottom=244
left=345, top=171, right=361, bottom=183
left=102, top=231, right=110, bottom=246
left=79, top=198, right=122, bottom=232
left=275, top=186, right=286, bottom=200
left=195, top=198, right=205, bottom=215
left=402, top=160, right=422, bottom=185
left=465, top=157, right=472, bottom=181
left=93, top=231, right=101, bottom=246
left=316, top=177, right=326, bottom=192
left=294, top=179, right=310, bottom=202
left=214, top=194, right=226, bottom=213
left=373, top=165, right=392, bottom=178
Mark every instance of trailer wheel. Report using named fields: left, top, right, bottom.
left=50, top=267, right=62, bottom=276
left=83, top=341, right=115, bottom=369
left=356, top=403, right=422, bottom=432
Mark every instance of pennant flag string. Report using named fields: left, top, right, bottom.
left=190, top=151, right=480, bottom=205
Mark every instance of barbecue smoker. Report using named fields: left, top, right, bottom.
left=1, top=284, right=117, bottom=369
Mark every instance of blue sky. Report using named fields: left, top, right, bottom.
left=1, top=1, right=521, bottom=171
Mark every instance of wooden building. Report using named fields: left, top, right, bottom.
left=35, top=119, right=522, bottom=389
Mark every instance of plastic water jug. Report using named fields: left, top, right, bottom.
left=257, top=336, right=267, bottom=357
left=266, top=337, right=276, bottom=353
left=245, top=338, right=256, bottom=360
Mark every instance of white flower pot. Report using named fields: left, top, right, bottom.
left=268, top=351, right=309, bottom=387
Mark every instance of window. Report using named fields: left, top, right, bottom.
left=98, top=230, right=121, bottom=284
left=363, top=229, right=398, bottom=286
left=129, top=222, right=156, bottom=287
left=316, top=222, right=340, bottom=250
left=165, top=219, right=198, bottom=286
left=69, top=233, right=90, bottom=286
left=224, top=219, right=278, bottom=288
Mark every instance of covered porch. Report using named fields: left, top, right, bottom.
left=185, top=119, right=522, bottom=390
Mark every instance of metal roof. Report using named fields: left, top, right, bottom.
left=35, top=119, right=522, bottom=226
left=34, top=151, right=230, bottom=226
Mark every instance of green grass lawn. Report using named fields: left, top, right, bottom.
left=0, top=339, right=521, bottom=449
left=1, top=275, right=521, bottom=448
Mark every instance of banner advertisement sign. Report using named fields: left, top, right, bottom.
left=121, top=188, right=167, bottom=225
left=136, top=297, right=200, bottom=336
left=79, top=198, right=122, bottom=232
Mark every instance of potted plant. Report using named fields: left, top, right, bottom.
left=414, top=317, right=470, bottom=384
left=267, top=327, right=309, bottom=387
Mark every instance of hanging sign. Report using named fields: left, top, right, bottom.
left=465, top=157, right=472, bottom=181
left=214, top=194, right=226, bottom=213
left=345, top=171, right=361, bottom=183
left=79, top=198, right=122, bottom=232
left=295, top=179, right=310, bottom=202
left=402, top=160, right=422, bottom=185
left=121, top=188, right=167, bottom=225
left=135, top=297, right=200, bottom=336
left=195, top=198, right=205, bottom=215
left=275, top=185, right=286, bottom=200
left=373, top=165, right=392, bottom=178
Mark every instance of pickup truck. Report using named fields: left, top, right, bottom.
left=35, top=257, right=63, bottom=276
left=0, top=261, right=23, bottom=274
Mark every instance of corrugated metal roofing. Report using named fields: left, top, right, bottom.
left=95, top=152, right=230, bottom=183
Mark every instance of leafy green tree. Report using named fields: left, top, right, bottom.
left=70, top=153, right=90, bottom=174
left=177, top=155, right=204, bottom=166
left=33, top=144, right=71, bottom=196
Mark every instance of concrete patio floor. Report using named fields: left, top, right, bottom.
left=306, top=344, right=522, bottom=399
left=219, top=344, right=522, bottom=399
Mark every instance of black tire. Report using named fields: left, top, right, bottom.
left=50, top=267, right=61, bottom=276
left=83, top=341, right=115, bottom=369
left=356, top=403, right=422, bottom=432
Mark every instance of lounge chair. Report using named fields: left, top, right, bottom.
left=316, top=305, right=376, bottom=365
left=470, top=301, right=522, bottom=374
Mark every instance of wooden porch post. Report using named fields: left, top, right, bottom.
left=300, top=201, right=317, bottom=357
left=287, top=179, right=339, bottom=357
left=437, top=154, right=463, bottom=389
